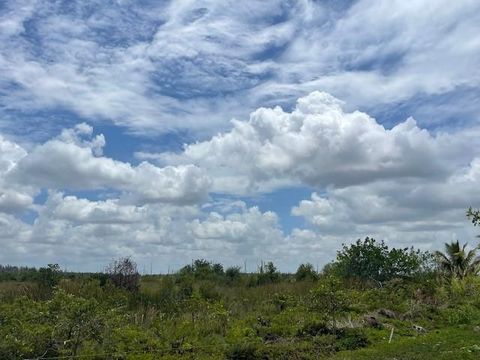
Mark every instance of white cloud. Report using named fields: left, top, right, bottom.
left=0, top=134, right=33, bottom=213
left=10, top=124, right=211, bottom=204
left=46, top=192, right=145, bottom=224
left=1, top=0, right=478, bottom=137
left=188, top=206, right=283, bottom=256
left=258, top=0, right=480, bottom=118
left=291, top=155, right=480, bottom=251
left=0, top=91, right=480, bottom=271
left=0, top=190, right=288, bottom=271
left=160, top=91, right=458, bottom=194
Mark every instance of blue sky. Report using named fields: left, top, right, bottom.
left=0, top=0, right=480, bottom=272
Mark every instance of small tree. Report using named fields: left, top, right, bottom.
left=105, top=257, right=140, bottom=293
left=50, top=289, right=103, bottom=357
left=295, top=263, right=318, bottom=281
left=178, top=259, right=224, bottom=280
left=334, top=237, right=425, bottom=286
left=257, top=261, right=280, bottom=284
left=435, top=240, right=480, bottom=279
left=225, top=266, right=241, bottom=284
left=37, top=263, right=61, bottom=291
left=310, top=276, right=349, bottom=333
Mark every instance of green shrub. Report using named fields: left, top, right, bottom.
left=225, top=342, right=259, bottom=360
left=440, top=304, right=480, bottom=325
left=199, top=281, right=222, bottom=301
left=337, top=328, right=369, bottom=350
left=297, top=322, right=331, bottom=337
left=295, top=263, right=318, bottom=282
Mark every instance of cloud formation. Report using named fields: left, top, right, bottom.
left=0, top=89, right=479, bottom=271
left=1, top=0, right=479, bottom=138
left=10, top=124, right=211, bottom=204
left=160, top=91, right=467, bottom=194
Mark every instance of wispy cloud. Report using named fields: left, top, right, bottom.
left=1, top=0, right=478, bottom=138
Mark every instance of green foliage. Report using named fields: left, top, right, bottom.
left=329, top=327, right=480, bottom=360
left=467, top=207, right=480, bottom=227
left=49, top=289, right=104, bottom=356
left=310, top=276, right=350, bottom=331
left=37, top=263, right=61, bottom=290
left=435, top=240, right=480, bottom=279
left=440, top=304, right=480, bottom=325
left=179, top=259, right=225, bottom=280
left=295, top=263, right=319, bottom=281
left=297, top=321, right=332, bottom=337
left=0, top=265, right=39, bottom=282
left=226, top=266, right=242, bottom=284
left=337, top=328, right=369, bottom=350
left=0, top=297, right=52, bottom=359
left=199, top=281, right=222, bottom=301
left=226, top=342, right=259, bottom=360
left=334, top=237, right=427, bottom=286
left=3, top=236, right=480, bottom=359
left=256, top=262, right=280, bottom=285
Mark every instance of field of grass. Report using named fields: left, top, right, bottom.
left=333, top=326, right=480, bottom=360
left=2, top=241, right=480, bottom=359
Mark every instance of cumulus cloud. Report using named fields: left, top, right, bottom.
left=0, top=190, right=287, bottom=271
left=291, top=155, right=480, bottom=252
left=45, top=192, right=146, bottom=224
left=10, top=123, right=211, bottom=204
left=188, top=206, right=284, bottom=256
left=0, top=134, right=33, bottom=213
left=160, top=91, right=454, bottom=194
left=0, top=91, right=480, bottom=272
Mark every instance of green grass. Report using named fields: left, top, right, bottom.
left=333, top=326, right=480, bottom=360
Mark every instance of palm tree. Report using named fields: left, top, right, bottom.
left=435, top=241, right=480, bottom=279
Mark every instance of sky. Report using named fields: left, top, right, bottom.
left=0, top=0, right=480, bottom=273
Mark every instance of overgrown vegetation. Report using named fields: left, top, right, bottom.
left=1, top=214, right=480, bottom=359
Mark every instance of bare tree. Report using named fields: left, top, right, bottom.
left=105, top=257, right=140, bottom=293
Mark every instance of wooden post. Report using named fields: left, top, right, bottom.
left=389, top=326, right=394, bottom=343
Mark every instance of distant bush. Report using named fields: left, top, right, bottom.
left=199, top=281, right=222, bottom=301
left=226, top=266, right=242, bottom=284
left=337, top=328, right=369, bottom=350
left=105, top=257, right=140, bottom=293
left=0, top=265, right=39, bottom=282
left=295, top=263, right=318, bottom=282
left=179, top=259, right=225, bottom=280
left=37, top=263, right=61, bottom=290
left=332, top=237, right=429, bottom=286
left=257, top=262, right=280, bottom=285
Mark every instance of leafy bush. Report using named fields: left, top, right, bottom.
left=199, top=281, right=222, bottom=301
left=333, top=237, right=428, bottom=286
left=310, top=276, right=350, bottom=331
left=440, top=304, right=480, bottom=325
left=226, top=266, right=242, bottom=284
left=337, top=328, right=369, bottom=350
left=295, top=263, right=318, bottom=282
left=256, top=262, right=281, bottom=285
left=179, top=259, right=225, bottom=280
